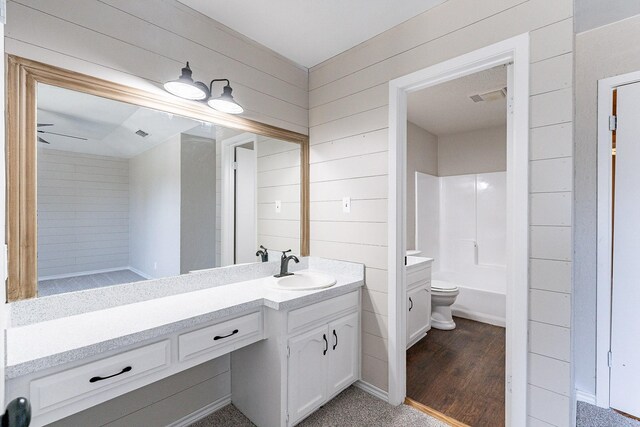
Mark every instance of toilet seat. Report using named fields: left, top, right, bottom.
left=431, top=280, right=458, bottom=293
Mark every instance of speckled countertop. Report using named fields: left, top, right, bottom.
left=6, top=258, right=364, bottom=379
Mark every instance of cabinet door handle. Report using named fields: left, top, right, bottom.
left=409, top=297, right=413, bottom=311
left=323, top=333, right=328, bottom=355
left=333, top=329, right=338, bottom=350
left=214, top=329, right=239, bottom=340
left=89, top=366, right=132, bottom=383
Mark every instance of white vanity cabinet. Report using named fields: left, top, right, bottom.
left=406, top=257, right=432, bottom=349
left=232, top=290, right=361, bottom=427
left=288, top=311, right=359, bottom=425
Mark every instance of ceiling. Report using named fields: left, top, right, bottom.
left=407, top=65, right=508, bottom=136
left=178, top=0, right=445, bottom=68
left=37, top=84, right=215, bottom=158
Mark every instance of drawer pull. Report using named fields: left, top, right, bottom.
left=89, top=366, right=132, bottom=383
left=213, top=329, right=239, bottom=341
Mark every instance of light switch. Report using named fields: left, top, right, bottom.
left=275, top=200, right=282, bottom=213
left=342, top=197, right=351, bottom=213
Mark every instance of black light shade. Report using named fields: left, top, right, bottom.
left=164, top=63, right=243, bottom=114
left=163, top=62, right=209, bottom=101
left=207, top=84, right=244, bottom=114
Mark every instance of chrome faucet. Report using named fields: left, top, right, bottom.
left=274, top=250, right=299, bottom=278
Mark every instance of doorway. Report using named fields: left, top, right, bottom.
left=387, top=34, right=530, bottom=427
left=596, top=71, right=640, bottom=419
left=221, top=132, right=258, bottom=266
left=404, top=64, right=508, bottom=426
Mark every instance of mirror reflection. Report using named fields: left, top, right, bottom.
left=36, top=83, right=301, bottom=296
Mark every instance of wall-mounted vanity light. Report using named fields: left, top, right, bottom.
left=164, top=62, right=244, bottom=114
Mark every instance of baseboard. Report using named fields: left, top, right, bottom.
left=167, top=394, right=232, bottom=427
left=128, top=266, right=153, bottom=280
left=354, top=380, right=389, bottom=402
left=452, top=308, right=506, bottom=328
left=39, top=266, right=130, bottom=281
left=575, top=389, right=597, bottom=405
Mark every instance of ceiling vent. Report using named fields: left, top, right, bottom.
left=469, top=87, right=507, bottom=103
left=135, top=129, right=149, bottom=138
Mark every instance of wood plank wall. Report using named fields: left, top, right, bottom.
left=37, top=148, right=130, bottom=278
left=5, top=0, right=308, bottom=135
left=308, top=1, right=574, bottom=425
left=256, top=136, right=302, bottom=254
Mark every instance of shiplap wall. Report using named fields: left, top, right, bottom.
left=5, top=0, right=308, bottom=135
left=308, top=1, right=574, bottom=425
left=6, top=1, right=307, bottom=424
left=37, top=148, right=129, bottom=278
left=257, top=136, right=301, bottom=254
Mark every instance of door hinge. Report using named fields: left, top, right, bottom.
left=507, top=374, right=512, bottom=393
left=608, top=351, right=612, bottom=368
left=287, top=345, right=290, bottom=358
left=232, top=161, right=238, bottom=170
left=609, top=115, right=617, bottom=131
left=286, top=413, right=289, bottom=424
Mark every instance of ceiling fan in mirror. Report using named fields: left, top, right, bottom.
left=37, top=123, right=88, bottom=144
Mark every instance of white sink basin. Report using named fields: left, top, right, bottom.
left=271, top=271, right=336, bottom=291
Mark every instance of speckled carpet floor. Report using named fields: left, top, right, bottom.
left=190, top=386, right=447, bottom=426
left=577, top=401, right=640, bottom=427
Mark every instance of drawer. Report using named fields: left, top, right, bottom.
left=179, top=311, right=262, bottom=361
left=407, top=265, right=431, bottom=286
left=288, top=291, right=359, bottom=334
left=30, top=340, right=170, bottom=414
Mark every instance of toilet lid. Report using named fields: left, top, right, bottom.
left=431, top=280, right=458, bottom=292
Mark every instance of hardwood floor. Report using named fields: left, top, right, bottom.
left=406, top=317, right=505, bottom=427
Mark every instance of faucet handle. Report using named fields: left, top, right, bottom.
left=281, top=249, right=292, bottom=258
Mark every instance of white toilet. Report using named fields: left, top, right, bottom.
left=430, top=279, right=460, bottom=330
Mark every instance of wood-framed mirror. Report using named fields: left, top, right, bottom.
left=5, top=55, right=309, bottom=302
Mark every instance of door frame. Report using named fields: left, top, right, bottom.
left=387, top=33, right=530, bottom=426
left=595, top=70, right=640, bottom=408
left=221, top=132, right=258, bottom=266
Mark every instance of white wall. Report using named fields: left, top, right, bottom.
left=37, top=148, right=130, bottom=278
left=256, top=136, right=301, bottom=254
left=309, top=1, right=574, bottom=424
left=574, top=13, right=640, bottom=399
left=129, top=136, right=181, bottom=279
left=437, top=125, right=506, bottom=177
left=575, top=0, right=640, bottom=33
left=180, top=134, right=216, bottom=274
left=406, top=122, right=437, bottom=250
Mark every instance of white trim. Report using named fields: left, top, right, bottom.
left=354, top=380, right=389, bottom=402
left=167, top=394, right=232, bottom=427
left=221, top=132, right=258, bottom=267
left=596, top=70, right=640, bottom=409
left=387, top=33, right=529, bottom=427
left=576, top=390, right=597, bottom=406
left=38, top=266, right=131, bottom=281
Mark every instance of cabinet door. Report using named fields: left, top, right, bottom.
left=408, top=285, right=430, bottom=345
left=327, top=312, right=359, bottom=398
left=287, top=325, right=329, bottom=425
